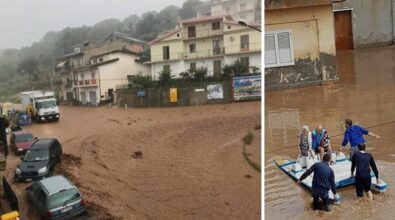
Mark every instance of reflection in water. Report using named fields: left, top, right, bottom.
left=265, top=47, right=395, bottom=219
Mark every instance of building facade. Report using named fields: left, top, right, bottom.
left=56, top=33, right=150, bottom=105
left=265, top=0, right=337, bottom=89
left=148, top=15, right=261, bottom=80
left=333, top=0, right=395, bottom=49
left=197, top=0, right=261, bottom=23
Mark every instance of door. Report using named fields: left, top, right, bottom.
left=334, top=10, right=353, bottom=50
left=89, top=91, right=97, bottom=106
left=108, top=89, right=114, bottom=102
left=66, top=92, right=73, bottom=102
left=80, top=92, right=86, bottom=105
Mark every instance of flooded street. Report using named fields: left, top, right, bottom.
left=4, top=102, right=261, bottom=219
left=265, top=46, right=395, bottom=219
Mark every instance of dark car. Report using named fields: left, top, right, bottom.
left=26, top=175, right=86, bottom=219
left=10, top=131, right=36, bottom=155
left=15, top=138, right=62, bottom=182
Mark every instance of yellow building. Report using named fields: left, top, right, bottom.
left=265, top=0, right=337, bottom=89
left=148, top=15, right=261, bottom=79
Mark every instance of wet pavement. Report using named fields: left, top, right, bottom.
left=265, top=46, right=395, bottom=219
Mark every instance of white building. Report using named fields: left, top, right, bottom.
left=196, top=0, right=261, bottom=23
left=148, top=15, right=261, bottom=80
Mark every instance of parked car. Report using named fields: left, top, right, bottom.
left=15, top=138, right=62, bottom=182
left=26, top=175, right=86, bottom=219
left=10, top=131, right=36, bottom=155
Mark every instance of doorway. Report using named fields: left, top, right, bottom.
left=334, top=10, right=354, bottom=50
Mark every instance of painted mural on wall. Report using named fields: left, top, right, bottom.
left=233, top=75, right=261, bottom=101
left=207, top=84, right=224, bottom=100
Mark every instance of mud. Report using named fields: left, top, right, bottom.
left=4, top=101, right=261, bottom=219
left=265, top=46, right=395, bottom=219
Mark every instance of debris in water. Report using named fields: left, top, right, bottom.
left=132, top=151, right=143, bottom=159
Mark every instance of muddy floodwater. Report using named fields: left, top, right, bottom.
left=265, top=46, right=395, bottom=219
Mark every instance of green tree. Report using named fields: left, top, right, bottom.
left=192, top=67, right=207, bottom=81
left=179, top=0, right=202, bottom=19
left=159, top=68, right=173, bottom=86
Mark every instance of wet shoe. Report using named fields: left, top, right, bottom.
left=323, top=205, right=331, bottom=212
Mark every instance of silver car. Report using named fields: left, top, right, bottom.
left=26, top=175, right=86, bottom=219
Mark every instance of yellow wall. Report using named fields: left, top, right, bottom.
left=265, top=5, right=336, bottom=81
left=265, top=5, right=336, bottom=58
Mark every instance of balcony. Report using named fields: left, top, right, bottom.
left=150, top=53, right=183, bottom=63
left=73, top=79, right=98, bottom=87
left=224, top=42, right=261, bottom=55
left=182, top=29, right=223, bottom=40
left=183, top=48, right=224, bottom=60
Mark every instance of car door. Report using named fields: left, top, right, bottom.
left=28, top=184, right=47, bottom=214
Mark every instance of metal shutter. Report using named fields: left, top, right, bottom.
left=277, top=32, right=292, bottom=63
left=265, top=33, right=276, bottom=65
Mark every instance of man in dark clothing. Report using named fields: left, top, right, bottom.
left=297, top=154, right=337, bottom=212
left=351, top=143, right=379, bottom=200
left=0, top=115, right=9, bottom=156
left=341, top=119, right=380, bottom=160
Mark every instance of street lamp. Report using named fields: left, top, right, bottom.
left=238, top=19, right=261, bottom=32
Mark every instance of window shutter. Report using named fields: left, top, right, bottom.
left=277, top=32, right=292, bottom=63
left=265, top=34, right=276, bottom=65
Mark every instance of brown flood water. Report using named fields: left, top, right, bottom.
left=265, top=46, right=395, bottom=219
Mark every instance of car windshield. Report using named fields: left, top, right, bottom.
left=24, top=149, right=49, bottom=161
left=38, top=100, right=57, bottom=109
left=15, top=134, right=33, bottom=143
left=49, top=189, right=80, bottom=209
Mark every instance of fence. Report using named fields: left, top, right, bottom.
left=115, top=74, right=261, bottom=108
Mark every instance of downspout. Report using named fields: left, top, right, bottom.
left=97, top=67, right=102, bottom=105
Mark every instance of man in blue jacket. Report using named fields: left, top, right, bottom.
left=341, top=119, right=380, bottom=160
left=351, top=143, right=379, bottom=200
left=297, top=154, right=337, bottom=212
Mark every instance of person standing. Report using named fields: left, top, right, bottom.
left=297, top=154, right=337, bottom=212
left=0, top=115, right=10, bottom=156
left=351, top=144, right=379, bottom=201
left=341, top=119, right=380, bottom=160
left=297, top=125, right=313, bottom=167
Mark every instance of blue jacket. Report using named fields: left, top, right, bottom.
left=299, top=162, right=336, bottom=194
left=342, top=125, right=369, bottom=147
left=312, top=129, right=326, bottom=151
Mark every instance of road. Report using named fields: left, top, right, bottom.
left=4, top=101, right=261, bottom=219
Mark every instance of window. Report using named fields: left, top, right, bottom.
left=190, top=63, right=196, bottom=72
left=91, top=72, right=95, bottom=79
left=214, top=60, right=221, bottom=76
left=265, top=30, right=294, bottom=68
left=240, top=57, right=249, bottom=73
left=240, top=35, right=249, bottom=51
left=81, top=74, right=84, bottom=80
left=212, top=21, right=220, bottom=30
left=93, top=59, right=97, bottom=64
left=99, top=57, right=103, bottom=63
left=213, top=40, right=221, bottom=55
left=188, top=26, right=196, bottom=38
left=163, top=65, right=170, bottom=72
left=189, top=44, right=196, bottom=53
left=163, top=46, right=170, bottom=60
left=225, top=7, right=231, bottom=15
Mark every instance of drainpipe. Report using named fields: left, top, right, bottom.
left=98, top=68, right=102, bottom=104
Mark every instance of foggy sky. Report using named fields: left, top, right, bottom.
left=0, top=0, right=186, bottom=50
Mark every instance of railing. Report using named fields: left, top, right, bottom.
left=224, top=42, right=261, bottom=54
left=182, top=29, right=223, bottom=39
left=85, top=80, right=90, bottom=85
left=150, top=53, right=183, bottom=62
left=91, top=79, right=97, bottom=85
left=73, top=79, right=98, bottom=87
left=182, top=48, right=224, bottom=60
left=79, top=80, right=84, bottom=85
left=74, top=80, right=78, bottom=86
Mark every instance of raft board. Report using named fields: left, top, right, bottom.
left=274, top=157, right=388, bottom=202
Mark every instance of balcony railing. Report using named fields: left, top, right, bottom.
left=79, top=80, right=84, bottom=85
left=72, top=79, right=98, bottom=87
left=91, top=79, right=97, bottom=85
left=150, top=53, right=183, bottom=62
left=183, top=48, right=224, bottom=60
left=182, top=29, right=223, bottom=40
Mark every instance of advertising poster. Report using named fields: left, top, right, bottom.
left=207, top=84, right=224, bottom=100
left=170, top=88, right=177, bottom=103
left=233, top=75, right=261, bottom=101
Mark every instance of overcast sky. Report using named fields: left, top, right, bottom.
left=0, top=0, right=186, bottom=50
